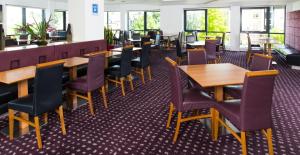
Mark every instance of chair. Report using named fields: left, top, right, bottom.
left=8, top=61, right=66, bottom=149
left=175, top=39, right=187, bottom=65
left=219, top=32, right=226, bottom=52
left=164, top=57, right=215, bottom=143
left=186, top=35, right=196, bottom=43
left=68, top=54, right=108, bottom=116
left=205, top=39, right=220, bottom=63
left=246, top=33, right=264, bottom=64
left=106, top=46, right=134, bottom=96
left=213, top=70, right=279, bottom=155
left=147, top=31, right=156, bottom=40
left=193, top=31, right=198, bottom=41
left=187, top=48, right=207, bottom=65
left=141, top=36, right=150, bottom=47
left=132, top=42, right=152, bottom=84
left=224, top=53, right=272, bottom=99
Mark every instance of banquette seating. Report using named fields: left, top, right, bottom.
left=0, top=40, right=107, bottom=116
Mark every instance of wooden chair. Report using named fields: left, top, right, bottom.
left=8, top=61, right=66, bottom=149
left=246, top=33, right=264, bottom=64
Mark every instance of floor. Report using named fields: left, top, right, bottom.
left=0, top=50, right=299, bottom=155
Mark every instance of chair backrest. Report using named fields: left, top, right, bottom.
left=240, top=70, right=279, bottom=131
left=175, top=39, right=183, bottom=57
left=33, top=63, right=64, bottom=115
left=147, top=31, right=156, bottom=40
left=87, top=54, right=105, bottom=91
left=221, top=32, right=226, bottom=46
left=186, top=35, right=196, bottom=43
left=141, top=36, right=150, bottom=45
left=124, top=31, right=129, bottom=41
left=132, top=32, right=141, bottom=40
left=250, top=54, right=272, bottom=71
left=205, top=39, right=217, bottom=59
left=140, top=42, right=151, bottom=68
left=187, top=48, right=207, bottom=65
left=120, top=45, right=133, bottom=76
left=216, top=36, right=222, bottom=45
left=193, top=31, right=198, bottom=41
left=165, top=57, right=183, bottom=111
left=247, top=33, right=251, bottom=51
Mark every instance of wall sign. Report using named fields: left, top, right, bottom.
left=92, top=3, right=98, bottom=15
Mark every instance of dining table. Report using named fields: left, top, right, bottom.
left=179, top=63, right=249, bottom=136
left=259, top=38, right=277, bottom=56
left=111, top=47, right=142, bottom=52
left=187, top=41, right=205, bottom=48
left=161, top=34, right=177, bottom=50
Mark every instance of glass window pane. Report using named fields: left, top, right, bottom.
left=108, top=12, right=121, bottom=30
left=185, top=10, right=206, bottom=31
left=128, top=11, right=144, bottom=31
left=242, top=8, right=267, bottom=32
left=146, top=12, right=160, bottom=30
left=270, top=34, right=284, bottom=44
left=52, top=11, right=64, bottom=30
left=26, top=8, right=43, bottom=25
left=6, top=6, right=23, bottom=35
left=270, top=7, right=285, bottom=33
left=207, top=8, right=230, bottom=32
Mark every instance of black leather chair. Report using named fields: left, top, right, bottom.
left=106, top=46, right=134, bottom=96
left=8, top=62, right=66, bottom=149
left=132, top=42, right=152, bottom=84
left=175, top=39, right=187, bottom=65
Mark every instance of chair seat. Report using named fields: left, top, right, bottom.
left=224, top=85, right=243, bottom=99
left=215, top=100, right=241, bottom=129
left=8, top=95, right=34, bottom=115
left=181, top=88, right=215, bottom=112
left=108, top=56, right=121, bottom=67
left=67, top=76, right=89, bottom=93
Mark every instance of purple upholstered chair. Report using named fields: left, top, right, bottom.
left=214, top=70, right=279, bottom=155
left=224, top=53, right=272, bottom=99
left=164, top=57, right=216, bottom=143
left=175, top=39, right=187, bottom=65
left=205, top=39, right=219, bottom=63
left=68, top=54, right=108, bottom=116
left=187, top=48, right=207, bottom=65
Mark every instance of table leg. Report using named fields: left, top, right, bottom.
left=18, top=80, right=29, bottom=134
left=213, top=86, right=223, bottom=140
left=267, top=43, right=272, bottom=56
left=69, top=66, right=78, bottom=109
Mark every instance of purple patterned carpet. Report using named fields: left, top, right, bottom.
left=0, top=50, right=300, bottom=155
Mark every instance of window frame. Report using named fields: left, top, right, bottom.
left=53, top=10, right=67, bottom=31
left=184, top=9, right=207, bottom=33
left=127, top=10, right=160, bottom=34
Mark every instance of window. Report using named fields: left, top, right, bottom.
left=184, top=10, right=206, bottom=31
left=26, top=8, right=43, bottom=25
left=128, top=11, right=160, bottom=34
left=241, top=8, right=267, bottom=32
left=146, top=11, right=160, bottom=30
left=6, top=6, right=23, bottom=35
left=241, top=7, right=285, bottom=45
left=52, top=11, right=67, bottom=30
left=104, top=12, right=121, bottom=30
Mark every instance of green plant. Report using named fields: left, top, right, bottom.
left=104, top=27, right=113, bottom=45
left=26, top=15, right=53, bottom=41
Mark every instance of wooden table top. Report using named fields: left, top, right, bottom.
left=111, top=47, right=142, bottom=52
left=63, top=57, right=89, bottom=68
left=179, top=63, right=249, bottom=87
left=84, top=51, right=121, bottom=58
left=0, top=66, right=36, bottom=84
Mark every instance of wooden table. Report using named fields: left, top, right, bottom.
left=111, top=47, right=142, bottom=52
left=84, top=51, right=121, bottom=68
left=0, top=66, right=36, bottom=134
left=187, top=41, right=205, bottom=48
left=259, top=38, right=277, bottom=56
left=179, top=63, right=248, bottom=102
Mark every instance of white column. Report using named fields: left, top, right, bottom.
left=230, top=6, right=241, bottom=51
left=68, top=0, right=104, bottom=41
left=160, top=5, right=184, bottom=35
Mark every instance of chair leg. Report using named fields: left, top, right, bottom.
left=87, top=92, right=95, bottom=116
left=105, top=80, right=109, bottom=93
left=241, top=131, right=247, bottom=155
left=128, top=75, right=134, bottom=91
left=266, top=128, right=274, bottom=155
left=140, top=68, right=145, bottom=84
left=166, top=103, right=174, bottom=129
left=8, top=109, right=14, bottom=140
left=147, top=66, right=152, bottom=80
left=120, top=78, right=126, bottom=96
left=43, top=113, right=48, bottom=124
left=115, top=77, right=118, bottom=87
left=210, top=108, right=215, bottom=139
left=173, top=112, right=182, bottom=143
left=34, top=116, right=42, bottom=149
left=58, top=105, right=66, bottom=135
left=101, top=86, right=108, bottom=108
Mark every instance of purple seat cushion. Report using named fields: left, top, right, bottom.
left=68, top=76, right=88, bottom=93
left=215, top=100, right=241, bottom=129
left=181, top=88, right=215, bottom=112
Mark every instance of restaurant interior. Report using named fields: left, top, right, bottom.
left=0, top=0, right=299, bottom=154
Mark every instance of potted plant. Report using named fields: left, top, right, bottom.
left=25, top=16, right=53, bottom=46
left=104, top=27, right=114, bottom=50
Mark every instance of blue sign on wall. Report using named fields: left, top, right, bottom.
left=92, top=4, right=98, bottom=15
